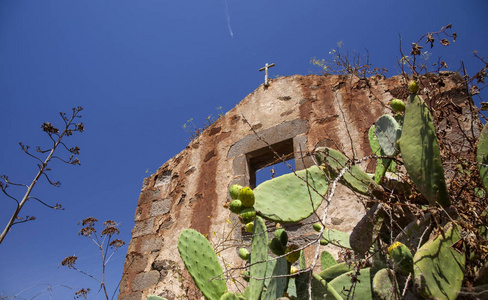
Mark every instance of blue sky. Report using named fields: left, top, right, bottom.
left=1, top=1, right=487, bottom=299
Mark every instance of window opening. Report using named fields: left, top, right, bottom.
left=246, top=139, right=295, bottom=188
left=255, top=159, right=295, bottom=187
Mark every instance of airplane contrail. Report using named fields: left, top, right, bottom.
left=224, top=0, right=234, bottom=37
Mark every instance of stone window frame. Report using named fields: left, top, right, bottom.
left=227, top=119, right=313, bottom=190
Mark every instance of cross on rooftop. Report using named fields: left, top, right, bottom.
left=259, top=63, right=275, bottom=87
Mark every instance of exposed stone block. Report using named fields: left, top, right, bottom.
left=131, top=217, right=154, bottom=238
left=149, top=198, right=172, bottom=217
left=132, top=270, right=161, bottom=291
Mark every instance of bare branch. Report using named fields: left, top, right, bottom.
left=0, top=107, right=83, bottom=245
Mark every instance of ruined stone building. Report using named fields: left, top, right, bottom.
left=117, top=73, right=477, bottom=300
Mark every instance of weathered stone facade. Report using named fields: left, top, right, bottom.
left=118, top=73, right=477, bottom=300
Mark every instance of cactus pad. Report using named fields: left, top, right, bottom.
left=372, top=268, right=400, bottom=300
left=369, top=125, right=393, bottom=184
left=296, top=272, right=342, bottom=300
left=349, top=203, right=385, bottom=254
left=413, top=223, right=465, bottom=300
left=329, top=267, right=373, bottom=300
left=477, top=123, right=488, bottom=193
left=315, top=147, right=383, bottom=197
left=375, top=114, right=402, bottom=157
left=388, top=242, right=413, bottom=275
left=220, top=292, right=245, bottom=300
left=318, top=262, right=354, bottom=282
left=400, top=94, right=450, bottom=207
left=262, top=257, right=288, bottom=300
left=177, top=229, right=227, bottom=300
left=248, top=216, right=268, bottom=300
left=253, top=166, right=329, bottom=222
left=322, top=227, right=351, bottom=249
left=320, top=250, right=337, bottom=270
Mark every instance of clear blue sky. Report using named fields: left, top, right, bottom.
left=1, top=1, right=487, bottom=299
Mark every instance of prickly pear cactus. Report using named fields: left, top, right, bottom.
left=248, top=216, right=268, bottom=300
left=413, top=223, right=465, bottom=300
left=388, top=242, right=413, bottom=275
left=318, top=262, right=354, bottom=282
left=262, top=257, right=288, bottom=300
left=296, top=272, right=342, bottom=300
left=320, top=250, right=337, bottom=270
left=369, top=125, right=393, bottom=184
left=321, top=227, right=351, bottom=249
left=315, top=147, right=383, bottom=197
left=399, top=94, right=450, bottom=207
left=269, top=237, right=286, bottom=256
left=177, top=229, right=227, bottom=300
left=274, top=227, right=288, bottom=246
left=329, top=267, right=373, bottom=300
left=253, top=165, right=329, bottom=222
left=477, top=123, right=488, bottom=193
left=375, top=114, right=402, bottom=157
left=372, top=268, right=400, bottom=300
left=220, top=292, right=245, bottom=300
left=349, top=203, right=385, bottom=254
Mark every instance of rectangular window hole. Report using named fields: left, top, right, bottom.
left=246, top=139, right=295, bottom=188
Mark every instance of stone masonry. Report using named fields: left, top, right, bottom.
left=118, top=73, right=478, bottom=300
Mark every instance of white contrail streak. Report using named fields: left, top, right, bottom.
left=224, top=0, right=234, bottom=37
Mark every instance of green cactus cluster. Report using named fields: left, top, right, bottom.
left=174, top=79, right=487, bottom=299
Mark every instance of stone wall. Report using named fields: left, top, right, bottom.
left=118, top=73, right=477, bottom=300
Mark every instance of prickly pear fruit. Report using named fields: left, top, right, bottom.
left=245, top=222, right=254, bottom=233
left=274, top=227, right=288, bottom=247
left=290, top=266, right=298, bottom=274
left=394, top=113, right=404, bottom=126
left=409, top=80, right=419, bottom=94
left=313, top=222, right=323, bottom=232
left=229, top=200, right=244, bottom=214
left=390, top=99, right=405, bottom=112
left=388, top=242, right=413, bottom=275
left=229, top=184, right=242, bottom=200
left=269, top=237, right=286, bottom=256
left=238, top=187, right=255, bottom=208
left=239, top=207, right=256, bottom=223
left=238, top=248, right=250, bottom=260
left=286, top=244, right=300, bottom=263
left=242, top=271, right=250, bottom=282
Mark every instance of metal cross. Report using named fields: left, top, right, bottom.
left=259, top=63, right=275, bottom=87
